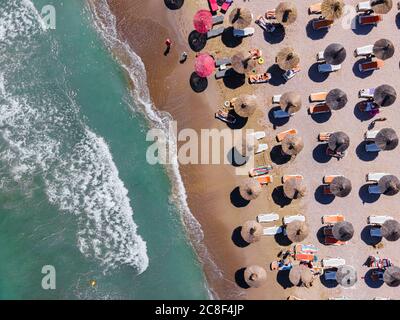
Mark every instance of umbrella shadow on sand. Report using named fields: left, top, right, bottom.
left=353, top=58, right=374, bottom=79
left=268, top=106, right=290, bottom=128
left=359, top=184, right=381, bottom=204
left=231, top=227, right=251, bottom=248
left=235, top=268, right=251, bottom=289
left=271, top=186, right=292, bottom=208
left=276, top=270, right=293, bottom=289
left=361, top=225, right=382, bottom=246
left=270, top=145, right=291, bottom=165
left=266, top=64, right=286, bottom=86
left=188, top=30, right=207, bottom=52
left=222, top=69, right=246, bottom=89
left=308, top=63, right=329, bottom=83
left=306, top=19, right=329, bottom=40
left=274, top=230, right=292, bottom=247
left=364, top=269, right=384, bottom=288
left=353, top=102, right=376, bottom=121
left=356, top=141, right=379, bottom=162
left=164, top=0, right=184, bottom=10
left=221, top=27, right=243, bottom=48
left=263, top=24, right=286, bottom=44
left=310, top=111, right=332, bottom=123
left=312, top=144, right=332, bottom=163
left=190, top=72, right=208, bottom=93
left=396, top=12, right=400, bottom=29
left=319, top=269, right=339, bottom=288
left=351, top=18, right=374, bottom=35
left=314, top=185, right=335, bottom=205
left=316, top=226, right=327, bottom=245
left=230, top=187, right=251, bottom=208
left=226, top=110, right=248, bottom=130
left=227, top=148, right=247, bottom=167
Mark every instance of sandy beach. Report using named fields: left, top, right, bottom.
left=103, top=0, right=400, bottom=300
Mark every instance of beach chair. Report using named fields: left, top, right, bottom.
left=215, top=57, right=232, bottom=67
left=355, top=44, right=374, bottom=57
left=272, top=94, right=282, bottom=104
left=255, top=144, right=268, bottom=154
left=215, top=69, right=228, bottom=79
left=368, top=184, right=382, bottom=194
left=265, top=9, right=276, bottom=19
left=358, top=100, right=379, bottom=112
left=273, top=109, right=291, bottom=119
left=263, top=226, right=283, bottom=236
left=324, top=236, right=347, bottom=246
left=220, top=0, right=233, bottom=13
left=321, top=258, right=346, bottom=268
left=207, top=27, right=224, bottom=39
left=249, top=131, right=266, bottom=140
left=367, top=215, right=394, bottom=225
left=283, top=215, right=306, bottom=225
left=366, top=172, right=388, bottom=182
left=312, top=18, right=333, bottom=30
left=359, top=59, right=384, bottom=72
left=358, top=14, right=383, bottom=25
left=257, top=213, right=279, bottom=223
left=316, top=51, right=325, bottom=62
left=370, top=227, right=382, bottom=237
left=233, top=27, right=255, bottom=38
left=283, top=66, right=301, bottom=81
left=357, top=1, right=372, bottom=12
left=248, top=72, right=271, bottom=84
left=310, top=92, right=328, bottom=102
left=249, top=165, right=273, bottom=177
left=365, top=130, right=379, bottom=140
left=323, top=175, right=342, bottom=184
left=309, top=103, right=331, bottom=114
left=309, top=2, right=322, bottom=14
left=318, top=63, right=341, bottom=73
left=294, top=253, right=315, bottom=262
left=322, top=214, right=345, bottom=225
left=276, top=129, right=297, bottom=142
left=365, top=143, right=380, bottom=152
left=324, top=270, right=337, bottom=281
left=256, top=174, right=273, bottom=185
left=215, top=110, right=236, bottom=124
left=318, top=132, right=331, bottom=142
left=359, top=88, right=375, bottom=99
left=212, top=15, right=224, bottom=25
left=208, top=0, right=219, bottom=13
left=282, top=175, right=303, bottom=184
left=294, top=244, right=318, bottom=254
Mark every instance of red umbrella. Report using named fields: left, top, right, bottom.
left=195, top=53, right=215, bottom=77
left=193, top=10, right=213, bottom=34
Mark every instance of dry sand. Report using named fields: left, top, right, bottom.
left=104, top=0, right=400, bottom=300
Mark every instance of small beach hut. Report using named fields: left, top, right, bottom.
left=373, top=39, right=395, bottom=60
left=194, top=53, right=215, bottom=77
left=231, top=94, right=259, bottom=118
left=321, top=0, right=344, bottom=20
left=276, top=47, right=300, bottom=71
left=375, top=128, right=398, bottom=151
left=236, top=134, right=260, bottom=156
left=241, top=220, right=263, bottom=243
left=328, top=131, right=350, bottom=153
left=378, top=175, right=400, bottom=196
left=231, top=51, right=258, bottom=75
left=244, top=265, right=267, bottom=288
left=193, top=10, right=213, bottom=34
left=326, top=89, right=348, bottom=110
left=323, top=43, right=347, bottom=65
left=336, top=265, right=357, bottom=287
left=381, top=219, right=400, bottom=241
left=330, top=176, right=352, bottom=197
left=371, top=0, right=393, bottom=14
left=283, top=177, right=306, bottom=199
left=286, top=221, right=309, bottom=243
left=229, top=7, right=253, bottom=29
left=383, top=266, right=400, bottom=287
left=332, top=221, right=354, bottom=241
left=239, top=178, right=262, bottom=201
left=281, top=134, right=304, bottom=157
left=280, top=91, right=302, bottom=114
left=374, top=84, right=397, bottom=107
left=275, top=2, right=298, bottom=26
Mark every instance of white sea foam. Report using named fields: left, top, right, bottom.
left=0, top=1, right=149, bottom=274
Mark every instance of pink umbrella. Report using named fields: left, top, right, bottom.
left=195, top=53, right=215, bottom=77
left=193, top=10, right=213, bottom=34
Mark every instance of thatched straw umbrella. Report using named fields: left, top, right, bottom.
left=283, top=178, right=306, bottom=199
left=374, top=84, right=397, bottom=107
left=241, top=220, right=263, bottom=243
left=373, top=39, right=395, bottom=60
left=281, top=134, right=304, bottom=156
left=236, top=134, right=260, bottom=156
left=280, top=91, right=302, bottom=114
left=289, top=265, right=314, bottom=287
left=330, top=176, right=352, bottom=197
left=371, top=0, right=393, bottom=14
left=324, top=43, right=347, bottom=65
left=321, top=0, right=344, bottom=20
left=375, top=128, right=399, bottom=151
left=383, top=266, right=400, bottom=287
left=326, top=89, right=348, bottom=110
left=275, top=2, right=298, bottom=26
left=231, top=51, right=258, bottom=75
left=332, top=221, right=354, bottom=241
left=286, top=221, right=309, bottom=243
left=381, top=219, right=400, bottom=241
left=328, top=131, right=350, bottom=153
left=231, top=94, right=259, bottom=118
left=276, top=47, right=300, bottom=71
left=229, top=7, right=253, bottom=29
left=336, top=265, right=358, bottom=287
left=239, top=178, right=262, bottom=201
left=378, top=175, right=400, bottom=196
left=244, top=265, right=267, bottom=287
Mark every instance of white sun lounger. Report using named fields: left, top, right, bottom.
left=318, top=64, right=341, bottom=73
left=365, top=143, right=381, bottom=152
left=368, top=185, right=382, bottom=194
left=368, top=215, right=394, bottom=225
left=359, top=88, right=375, bottom=98
left=233, top=27, right=255, bottom=38
left=248, top=131, right=266, bottom=140
left=365, top=130, right=379, bottom=140
left=370, top=227, right=382, bottom=237
left=263, top=226, right=283, bottom=236
left=273, top=110, right=291, bottom=118
left=363, top=101, right=377, bottom=112
left=272, top=94, right=282, bottom=104
left=357, top=1, right=372, bottom=12
left=366, top=173, right=388, bottom=182
left=321, top=258, right=346, bottom=268
left=324, top=270, right=337, bottom=281
left=283, top=214, right=306, bottom=225
left=255, top=143, right=268, bottom=154
left=355, top=44, right=374, bottom=57
left=317, top=51, right=325, bottom=61
left=257, top=213, right=280, bottom=223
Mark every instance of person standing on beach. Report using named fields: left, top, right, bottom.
left=164, top=38, right=172, bottom=56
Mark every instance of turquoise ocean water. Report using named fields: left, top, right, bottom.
left=0, top=0, right=208, bottom=299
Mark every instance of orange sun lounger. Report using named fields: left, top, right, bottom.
left=359, top=14, right=382, bottom=25
left=312, top=19, right=333, bottom=30
left=309, top=2, right=322, bottom=14
left=282, top=175, right=303, bottom=184
left=276, top=129, right=298, bottom=142
left=309, top=103, right=331, bottom=114
left=324, top=236, right=347, bottom=246
left=359, top=59, right=384, bottom=72
left=255, top=174, right=273, bottom=185
left=323, top=175, right=342, bottom=184
left=310, top=91, right=328, bottom=102
left=318, top=132, right=332, bottom=142
left=294, top=253, right=315, bottom=262
left=322, top=214, right=345, bottom=225
left=265, top=9, right=276, bottom=19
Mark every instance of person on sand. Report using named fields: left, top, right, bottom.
left=179, top=51, right=188, bottom=63
left=164, top=38, right=172, bottom=56
left=368, top=117, right=387, bottom=130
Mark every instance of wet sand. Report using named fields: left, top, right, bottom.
left=103, top=0, right=400, bottom=300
